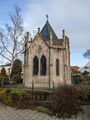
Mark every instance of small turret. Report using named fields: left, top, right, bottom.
left=62, top=29, right=65, bottom=40
left=25, top=32, right=30, bottom=44
left=38, top=27, right=40, bottom=33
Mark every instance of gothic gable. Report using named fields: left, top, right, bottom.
left=29, top=33, right=49, bottom=58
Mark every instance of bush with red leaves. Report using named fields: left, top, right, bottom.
left=50, top=85, right=82, bottom=118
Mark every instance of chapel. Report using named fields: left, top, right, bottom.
left=23, top=18, right=71, bottom=88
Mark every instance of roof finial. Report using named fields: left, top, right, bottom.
left=38, top=27, right=40, bottom=33
left=46, top=14, right=49, bottom=21
left=62, top=29, right=65, bottom=39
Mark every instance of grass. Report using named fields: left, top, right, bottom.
left=36, top=106, right=50, bottom=114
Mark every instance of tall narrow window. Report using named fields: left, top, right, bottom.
left=40, top=55, right=46, bottom=75
left=56, top=59, right=59, bottom=76
left=33, top=56, right=38, bottom=75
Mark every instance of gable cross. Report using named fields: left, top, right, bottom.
left=46, top=14, right=49, bottom=21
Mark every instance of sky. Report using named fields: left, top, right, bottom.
left=0, top=0, right=90, bottom=67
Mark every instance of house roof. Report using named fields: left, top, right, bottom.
left=71, top=66, right=80, bottom=72
left=41, top=20, right=58, bottom=40
left=0, top=63, right=11, bottom=67
left=84, top=61, right=90, bottom=67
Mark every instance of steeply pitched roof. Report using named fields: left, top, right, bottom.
left=41, top=20, right=58, bottom=40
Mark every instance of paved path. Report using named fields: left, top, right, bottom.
left=0, top=103, right=90, bottom=120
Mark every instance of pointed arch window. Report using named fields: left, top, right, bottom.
left=56, top=59, right=59, bottom=76
left=33, top=56, right=39, bottom=75
left=40, top=55, right=46, bottom=75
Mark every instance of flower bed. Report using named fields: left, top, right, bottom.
left=0, top=88, right=50, bottom=109
left=0, top=85, right=89, bottom=118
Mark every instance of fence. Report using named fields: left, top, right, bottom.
left=2, top=81, right=55, bottom=92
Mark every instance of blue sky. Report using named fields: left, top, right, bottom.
left=0, top=0, right=90, bottom=67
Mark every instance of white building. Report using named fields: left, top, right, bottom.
left=80, top=61, right=90, bottom=73
left=0, top=63, right=11, bottom=75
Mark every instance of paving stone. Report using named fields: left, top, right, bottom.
left=0, top=103, right=89, bottom=120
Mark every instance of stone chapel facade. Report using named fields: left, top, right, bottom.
left=23, top=20, right=71, bottom=88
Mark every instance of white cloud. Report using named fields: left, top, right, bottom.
left=0, top=0, right=89, bottom=66
left=23, top=0, right=90, bottom=52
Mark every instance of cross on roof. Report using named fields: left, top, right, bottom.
left=46, top=14, right=49, bottom=21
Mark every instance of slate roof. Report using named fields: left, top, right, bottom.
left=41, top=20, right=58, bottom=40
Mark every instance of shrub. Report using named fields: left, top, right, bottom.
left=0, top=88, right=51, bottom=109
left=0, top=88, right=28, bottom=107
left=2, top=93, right=12, bottom=105
left=8, top=89, right=30, bottom=108
left=0, top=88, right=12, bottom=105
left=36, top=106, right=50, bottom=114
left=76, top=85, right=90, bottom=103
left=10, top=88, right=27, bottom=95
left=49, top=85, right=82, bottom=118
left=0, top=88, right=7, bottom=101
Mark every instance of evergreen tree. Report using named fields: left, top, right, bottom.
left=11, top=59, right=22, bottom=81
left=1, top=67, right=7, bottom=86
left=1, top=67, right=6, bottom=77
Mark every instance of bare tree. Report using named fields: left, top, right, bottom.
left=0, top=6, right=24, bottom=75
left=83, top=49, right=90, bottom=59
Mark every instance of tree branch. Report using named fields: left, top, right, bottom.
left=0, top=6, right=24, bottom=65
left=0, top=36, right=13, bottom=55
left=0, top=53, right=12, bottom=62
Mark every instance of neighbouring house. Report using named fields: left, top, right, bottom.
left=71, top=63, right=90, bottom=84
left=71, top=66, right=81, bottom=84
left=71, top=66, right=80, bottom=73
left=0, top=63, right=11, bottom=75
left=23, top=19, right=71, bottom=88
left=80, top=61, right=90, bottom=73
